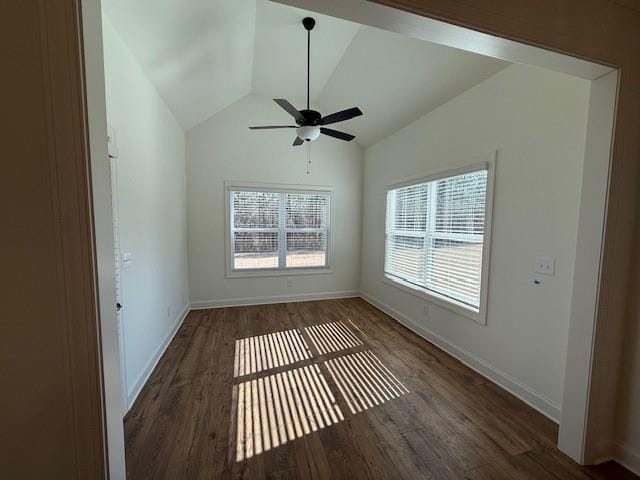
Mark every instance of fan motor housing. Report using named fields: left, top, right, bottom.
left=299, top=109, right=322, bottom=125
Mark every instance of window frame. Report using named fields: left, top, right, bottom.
left=224, top=181, right=334, bottom=278
left=383, top=153, right=496, bottom=325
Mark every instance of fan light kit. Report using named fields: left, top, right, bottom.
left=249, top=17, right=363, bottom=149
left=297, top=125, right=321, bottom=142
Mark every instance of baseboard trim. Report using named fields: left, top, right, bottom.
left=125, top=304, right=190, bottom=412
left=360, top=291, right=561, bottom=423
left=190, top=290, right=360, bottom=310
left=614, top=443, right=640, bottom=476
left=126, top=292, right=562, bottom=423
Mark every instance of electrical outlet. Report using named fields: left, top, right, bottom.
left=423, top=305, right=429, bottom=317
left=286, top=278, right=293, bottom=288
left=535, top=256, right=555, bottom=275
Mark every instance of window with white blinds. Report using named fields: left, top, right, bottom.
left=385, top=166, right=490, bottom=313
left=229, top=187, right=330, bottom=272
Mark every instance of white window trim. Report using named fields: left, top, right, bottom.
left=224, top=181, right=334, bottom=278
left=382, top=153, right=496, bottom=325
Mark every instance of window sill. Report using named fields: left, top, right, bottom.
left=226, top=267, right=333, bottom=279
left=382, top=274, right=486, bottom=325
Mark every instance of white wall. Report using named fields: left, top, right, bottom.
left=360, top=63, right=590, bottom=420
left=186, top=94, right=363, bottom=306
left=103, top=17, right=190, bottom=407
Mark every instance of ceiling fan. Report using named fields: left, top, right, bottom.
left=249, top=17, right=363, bottom=146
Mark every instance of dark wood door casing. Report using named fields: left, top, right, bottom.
left=0, top=1, right=106, bottom=478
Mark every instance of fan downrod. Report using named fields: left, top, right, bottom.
left=247, top=14, right=361, bottom=145
left=302, top=17, right=315, bottom=31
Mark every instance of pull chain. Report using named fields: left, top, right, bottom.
left=306, top=141, right=311, bottom=175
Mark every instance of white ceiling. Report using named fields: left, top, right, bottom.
left=103, top=0, right=257, bottom=129
left=103, top=0, right=508, bottom=146
left=318, top=27, right=509, bottom=147
left=251, top=1, right=360, bottom=106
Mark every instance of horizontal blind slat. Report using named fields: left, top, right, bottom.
left=385, top=169, right=488, bottom=310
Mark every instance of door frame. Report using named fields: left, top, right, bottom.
left=77, top=0, right=639, bottom=476
left=81, top=0, right=127, bottom=477
left=108, top=151, right=128, bottom=412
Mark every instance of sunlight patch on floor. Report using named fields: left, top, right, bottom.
left=234, top=364, right=344, bottom=462
left=304, top=321, right=363, bottom=355
left=234, top=328, right=312, bottom=377
left=325, top=350, right=409, bottom=414
left=233, top=321, right=409, bottom=462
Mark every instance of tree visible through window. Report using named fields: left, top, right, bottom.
left=385, top=167, right=489, bottom=311
left=230, top=188, right=330, bottom=271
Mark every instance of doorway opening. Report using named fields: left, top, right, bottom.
left=81, top=0, right=620, bottom=477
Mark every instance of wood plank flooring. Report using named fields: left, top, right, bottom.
left=124, top=298, right=637, bottom=479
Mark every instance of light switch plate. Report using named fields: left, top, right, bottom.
left=535, top=256, right=555, bottom=275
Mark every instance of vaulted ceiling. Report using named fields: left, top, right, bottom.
left=103, top=0, right=508, bottom=147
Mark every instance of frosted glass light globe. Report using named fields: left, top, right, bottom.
left=296, top=125, right=321, bottom=142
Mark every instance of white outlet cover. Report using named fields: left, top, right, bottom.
left=535, top=256, right=555, bottom=275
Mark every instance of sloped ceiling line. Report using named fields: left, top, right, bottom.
left=250, top=0, right=360, bottom=111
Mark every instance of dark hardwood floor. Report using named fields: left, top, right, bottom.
left=124, top=298, right=637, bottom=479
